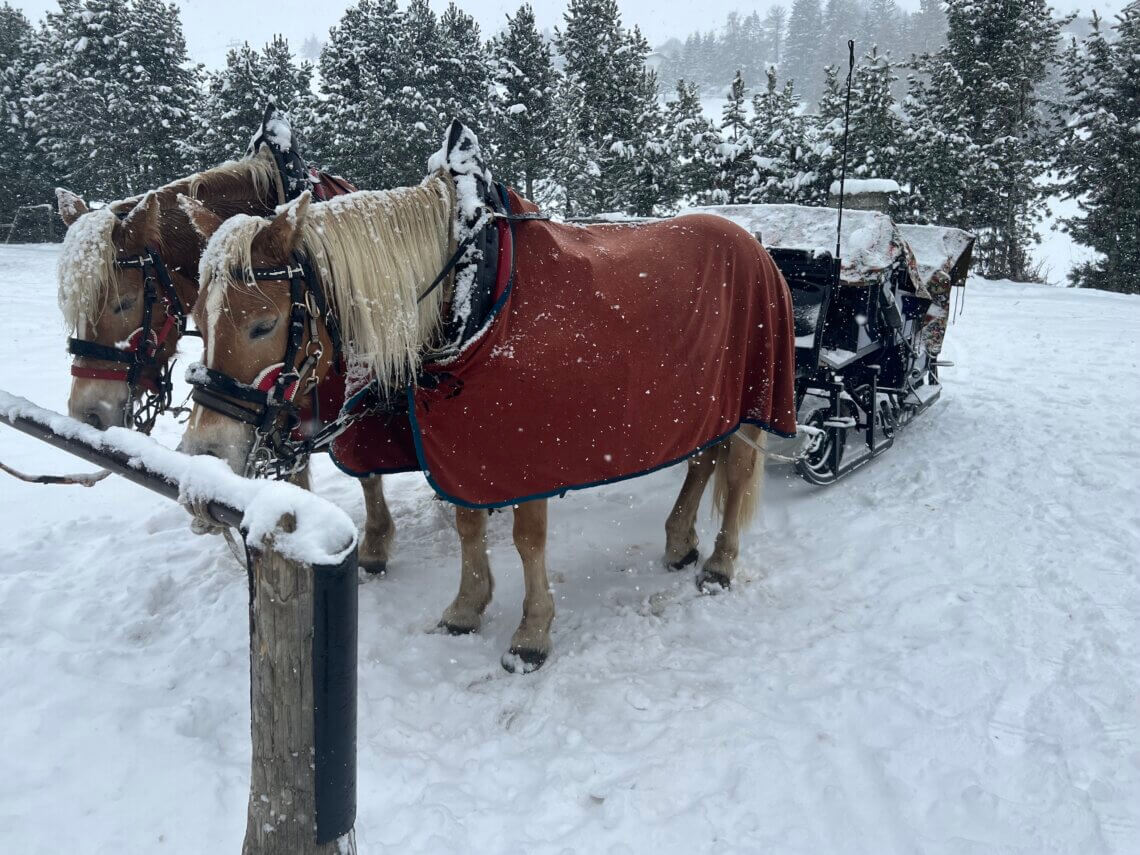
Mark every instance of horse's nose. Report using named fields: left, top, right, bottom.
left=80, top=409, right=106, bottom=430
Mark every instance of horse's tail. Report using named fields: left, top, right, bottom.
left=712, top=426, right=765, bottom=528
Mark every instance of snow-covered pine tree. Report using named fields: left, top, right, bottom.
left=664, top=79, right=720, bottom=204
left=858, top=0, right=902, bottom=60
left=314, top=0, right=405, bottom=188
left=121, top=0, right=199, bottom=185
left=437, top=4, right=493, bottom=144
left=846, top=47, right=903, bottom=185
left=909, top=0, right=947, bottom=56
left=905, top=0, right=1064, bottom=279
left=490, top=4, right=557, bottom=201
left=750, top=67, right=811, bottom=203
left=193, top=36, right=313, bottom=167
left=388, top=0, right=445, bottom=183
left=802, top=63, right=847, bottom=205
left=1056, top=4, right=1140, bottom=294
left=713, top=70, right=755, bottom=204
left=554, top=0, right=665, bottom=215
left=785, top=0, right=823, bottom=100
left=762, top=6, right=787, bottom=66
left=26, top=0, right=138, bottom=200
left=0, top=4, right=44, bottom=221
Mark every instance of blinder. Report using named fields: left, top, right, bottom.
left=68, top=248, right=191, bottom=432
left=186, top=255, right=344, bottom=479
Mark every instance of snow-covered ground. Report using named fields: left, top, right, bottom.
left=1, top=243, right=1138, bottom=854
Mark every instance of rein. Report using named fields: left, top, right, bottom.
left=68, top=248, right=195, bottom=432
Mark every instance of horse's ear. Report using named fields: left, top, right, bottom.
left=446, top=118, right=465, bottom=154
left=261, top=191, right=310, bottom=255
left=119, top=191, right=161, bottom=250
left=178, top=194, right=223, bottom=243
left=56, top=188, right=89, bottom=227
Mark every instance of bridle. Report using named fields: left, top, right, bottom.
left=186, top=255, right=346, bottom=480
left=68, top=248, right=194, bottom=433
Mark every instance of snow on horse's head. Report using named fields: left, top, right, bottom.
left=60, top=148, right=281, bottom=430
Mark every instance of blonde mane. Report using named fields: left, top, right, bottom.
left=199, top=176, right=456, bottom=392
left=57, top=150, right=281, bottom=334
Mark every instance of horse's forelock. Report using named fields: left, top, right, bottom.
left=197, top=213, right=273, bottom=364
left=57, top=207, right=120, bottom=333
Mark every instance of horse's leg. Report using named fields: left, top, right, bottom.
left=664, top=446, right=717, bottom=569
left=439, top=506, right=494, bottom=635
left=358, top=475, right=395, bottom=575
left=503, top=499, right=553, bottom=673
left=289, top=461, right=311, bottom=490
left=696, top=427, right=765, bottom=591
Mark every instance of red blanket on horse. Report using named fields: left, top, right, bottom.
left=331, top=189, right=797, bottom=508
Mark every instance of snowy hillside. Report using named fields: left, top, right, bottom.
left=0, top=243, right=1137, bottom=854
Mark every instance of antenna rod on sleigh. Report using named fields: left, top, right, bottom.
left=836, top=39, right=855, bottom=265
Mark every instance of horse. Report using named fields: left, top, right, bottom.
left=176, top=123, right=798, bottom=672
left=54, top=148, right=396, bottom=572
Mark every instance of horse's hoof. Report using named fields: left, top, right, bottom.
left=667, top=547, right=699, bottom=571
left=501, top=647, right=547, bottom=673
left=360, top=559, right=387, bottom=576
left=695, top=568, right=731, bottom=593
left=438, top=619, right=478, bottom=636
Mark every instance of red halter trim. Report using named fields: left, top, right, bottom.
left=252, top=363, right=299, bottom=401
left=70, top=312, right=178, bottom=388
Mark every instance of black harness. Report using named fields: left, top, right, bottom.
left=186, top=192, right=549, bottom=480
left=68, top=248, right=195, bottom=433
left=186, top=256, right=344, bottom=479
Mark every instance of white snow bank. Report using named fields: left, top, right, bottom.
left=829, top=177, right=901, bottom=195
left=0, top=390, right=356, bottom=565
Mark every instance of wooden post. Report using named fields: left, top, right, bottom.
left=242, top=514, right=358, bottom=855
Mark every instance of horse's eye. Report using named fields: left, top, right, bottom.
left=249, top=318, right=278, bottom=340
left=112, top=296, right=136, bottom=315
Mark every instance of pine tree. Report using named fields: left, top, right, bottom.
left=714, top=71, right=755, bottom=204
left=438, top=3, right=492, bottom=139
left=785, top=0, right=823, bottom=99
left=804, top=63, right=847, bottom=205
left=763, top=6, right=787, bottom=65
left=490, top=4, right=557, bottom=200
left=846, top=47, right=903, bottom=183
left=122, top=0, right=199, bottom=184
left=554, top=0, right=665, bottom=215
left=903, top=0, right=1065, bottom=279
left=26, top=0, right=138, bottom=200
left=751, top=67, right=811, bottom=203
left=313, top=0, right=405, bottom=188
left=0, top=4, right=43, bottom=220
left=664, top=79, right=720, bottom=203
left=193, top=36, right=314, bottom=166
left=1057, top=5, right=1140, bottom=293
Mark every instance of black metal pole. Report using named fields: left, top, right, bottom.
left=311, top=547, right=358, bottom=844
left=836, top=39, right=856, bottom=264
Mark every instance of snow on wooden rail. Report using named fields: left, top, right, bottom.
left=0, top=389, right=356, bottom=564
left=0, top=387, right=360, bottom=854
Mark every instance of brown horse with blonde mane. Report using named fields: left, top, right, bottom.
left=177, top=123, right=798, bottom=672
left=55, top=148, right=396, bottom=572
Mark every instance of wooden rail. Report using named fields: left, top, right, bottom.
left=0, top=392, right=359, bottom=854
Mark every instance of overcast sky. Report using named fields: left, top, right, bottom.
left=12, top=0, right=1128, bottom=69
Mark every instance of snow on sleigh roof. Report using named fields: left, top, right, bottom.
left=684, top=203, right=917, bottom=287
left=897, top=223, right=975, bottom=288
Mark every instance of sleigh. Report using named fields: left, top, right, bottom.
left=692, top=204, right=974, bottom=485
